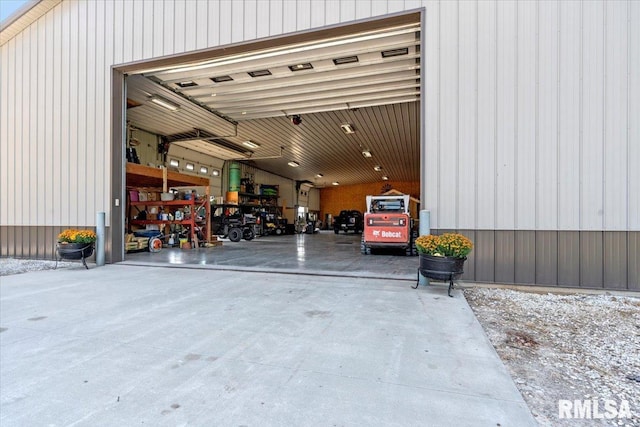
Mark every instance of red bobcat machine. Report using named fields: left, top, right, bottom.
left=361, top=194, right=417, bottom=256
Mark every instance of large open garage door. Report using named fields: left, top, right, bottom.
left=114, top=11, right=423, bottom=279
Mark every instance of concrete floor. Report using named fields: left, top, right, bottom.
left=0, top=263, right=536, bottom=426
left=124, top=230, right=420, bottom=281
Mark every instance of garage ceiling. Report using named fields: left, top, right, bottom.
left=125, top=18, right=421, bottom=187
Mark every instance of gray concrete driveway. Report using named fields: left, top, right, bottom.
left=0, top=264, right=536, bottom=426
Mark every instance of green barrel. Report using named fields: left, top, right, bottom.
left=229, top=162, right=241, bottom=191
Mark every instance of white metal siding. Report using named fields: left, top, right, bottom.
left=424, top=0, right=638, bottom=231
left=0, top=0, right=638, bottom=233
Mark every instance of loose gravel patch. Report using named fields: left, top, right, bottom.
left=465, top=287, right=640, bottom=427
left=0, top=257, right=78, bottom=276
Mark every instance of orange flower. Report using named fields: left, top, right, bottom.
left=58, top=229, right=97, bottom=244
left=415, top=233, right=472, bottom=258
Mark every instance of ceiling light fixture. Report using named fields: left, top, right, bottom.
left=332, top=182, right=340, bottom=186
left=315, top=173, right=323, bottom=178
left=211, top=75, right=233, bottom=83
left=288, top=161, right=299, bottom=167
left=381, top=47, right=409, bottom=58
left=374, top=165, right=382, bottom=171
left=169, top=159, right=179, bottom=167
left=200, top=166, right=208, bottom=174
left=361, top=150, right=372, bottom=158
left=340, top=123, right=356, bottom=134
left=242, top=140, right=260, bottom=149
left=186, top=163, right=195, bottom=171
left=149, top=95, right=180, bottom=111
left=382, top=176, right=389, bottom=181
left=248, top=69, right=272, bottom=77
left=176, top=80, right=198, bottom=88
left=212, top=169, right=220, bottom=176
left=333, top=56, right=359, bottom=65
left=288, top=63, right=313, bottom=71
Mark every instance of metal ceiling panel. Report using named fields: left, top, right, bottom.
left=125, top=20, right=421, bottom=188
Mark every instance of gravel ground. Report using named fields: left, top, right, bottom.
left=1, top=259, right=637, bottom=425
left=0, top=257, right=79, bottom=276
left=465, top=287, right=640, bottom=427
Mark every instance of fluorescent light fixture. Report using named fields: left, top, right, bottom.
left=200, top=166, right=208, bottom=174
left=248, top=69, right=272, bottom=77
left=288, top=161, right=300, bottom=167
left=340, top=123, right=356, bottom=134
left=149, top=95, right=180, bottom=111
left=333, top=56, right=359, bottom=65
left=332, top=182, right=340, bottom=186
left=374, top=165, right=382, bottom=171
left=288, top=63, right=313, bottom=71
left=382, top=176, right=389, bottom=181
left=315, top=173, right=323, bottom=178
left=176, top=80, right=198, bottom=88
left=186, top=163, right=195, bottom=171
left=212, top=169, right=220, bottom=176
left=381, top=47, right=409, bottom=58
left=242, top=140, right=260, bottom=149
left=169, top=159, right=179, bottom=167
left=361, top=150, right=372, bottom=158
left=211, top=75, right=233, bottom=83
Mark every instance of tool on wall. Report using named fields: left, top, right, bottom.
left=126, top=121, right=141, bottom=164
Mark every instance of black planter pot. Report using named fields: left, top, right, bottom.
left=416, top=254, right=467, bottom=296
left=56, top=242, right=94, bottom=269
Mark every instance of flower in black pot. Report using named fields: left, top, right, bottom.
left=414, top=233, right=473, bottom=296
left=56, top=229, right=97, bottom=268
left=58, top=229, right=97, bottom=245
left=415, top=233, right=473, bottom=259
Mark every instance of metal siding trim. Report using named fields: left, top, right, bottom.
left=629, top=232, right=640, bottom=290
left=111, top=70, right=125, bottom=263
left=460, top=230, right=476, bottom=280
left=515, top=230, right=536, bottom=284
left=604, top=231, right=627, bottom=289
left=558, top=231, right=580, bottom=286
left=536, top=231, right=558, bottom=285
left=579, top=231, right=604, bottom=288
left=495, top=230, right=515, bottom=283
left=474, top=230, right=495, bottom=282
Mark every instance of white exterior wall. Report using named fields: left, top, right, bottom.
left=1, top=0, right=638, bottom=233
left=424, top=0, right=639, bottom=231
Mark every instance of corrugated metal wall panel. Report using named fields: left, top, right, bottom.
left=458, top=1, right=477, bottom=229
left=474, top=230, right=495, bottom=282
left=604, top=232, right=628, bottom=288
left=495, top=1, right=516, bottom=230
left=515, top=230, right=536, bottom=284
left=460, top=230, right=476, bottom=280
left=629, top=1, right=640, bottom=230
left=558, top=231, right=581, bottom=286
left=537, top=1, right=559, bottom=230
left=516, top=1, right=537, bottom=230
left=604, top=2, right=629, bottom=230
left=494, top=230, right=515, bottom=283
left=580, top=231, right=604, bottom=288
left=581, top=1, right=605, bottom=230
left=558, top=1, right=582, bottom=230
left=536, top=231, right=558, bottom=285
left=437, top=0, right=458, bottom=229
left=476, top=1, right=496, bottom=230
left=629, top=233, right=640, bottom=290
